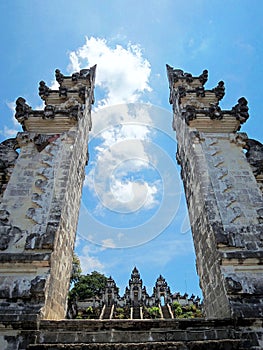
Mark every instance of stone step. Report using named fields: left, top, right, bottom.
left=132, top=307, right=141, bottom=319
left=161, top=305, right=171, bottom=318
left=28, top=339, right=243, bottom=350
left=26, top=318, right=261, bottom=349
left=101, top=306, right=111, bottom=319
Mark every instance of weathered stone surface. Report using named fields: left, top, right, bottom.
left=0, top=65, right=96, bottom=334
left=24, top=318, right=263, bottom=349
left=167, top=65, right=263, bottom=320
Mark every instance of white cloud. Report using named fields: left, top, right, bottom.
left=68, top=36, right=151, bottom=107
left=49, top=79, right=60, bottom=90
left=0, top=101, right=22, bottom=139
left=1, top=125, right=20, bottom=138
left=86, top=136, right=160, bottom=213
left=79, top=254, right=105, bottom=274
left=77, top=244, right=105, bottom=274
left=68, top=39, right=156, bottom=214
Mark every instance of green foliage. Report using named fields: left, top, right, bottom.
left=75, top=306, right=100, bottom=319
left=147, top=306, right=161, bottom=319
left=172, top=301, right=203, bottom=319
left=172, top=301, right=183, bottom=317
left=113, top=306, right=130, bottom=319
left=115, top=307, right=125, bottom=319
left=69, top=271, right=108, bottom=301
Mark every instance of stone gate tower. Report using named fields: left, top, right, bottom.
left=167, top=65, right=263, bottom=319
left=0, top=66, right=96, bottom=323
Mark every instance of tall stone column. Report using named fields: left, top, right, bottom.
left=167, top=65, right=263, bottom=318
left=0, top=66, right=96, bottom=322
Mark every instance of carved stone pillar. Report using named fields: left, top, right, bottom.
left=0, top=66, right=96, bottom=323
left=167, top=65, right=263, bottom=318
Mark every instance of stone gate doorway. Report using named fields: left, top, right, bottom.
left=0, top=65, right=262, bottom=349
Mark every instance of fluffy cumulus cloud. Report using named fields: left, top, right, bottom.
left=68, top=38, right=157, bottom=216
left=70, top=38, right=182, bottom=253
left=85, top=113, right=160, bottom=213
left=0, top=101, right=22, bottom=138
left=76, top=244, right=105, bottom=275
left=68, top=36, right=151, bottom=107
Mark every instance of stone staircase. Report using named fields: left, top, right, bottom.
left=132, top=307, right=141, bottom=319
left=101, top=306, right=112, bottom=319
left=161, top=305, right=171, bottom=319
left=27, top=318, right=262, bottom=349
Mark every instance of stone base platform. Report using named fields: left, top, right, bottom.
left=1, top=318, right=260, bottom=349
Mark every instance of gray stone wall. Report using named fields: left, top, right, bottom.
left=167, top=66, right=263, bottom=318
left=0, top=66, right=96, bottom=332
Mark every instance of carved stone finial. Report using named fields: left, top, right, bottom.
left=55, top=69, right=64, bottom=83
left=212, top=81, right=225, bottom=100
left=198, top=69, right=208, bottom=85
left=15, top=97, right=32, bottom=125
left=39, top=81, right=50, bottom=98
left=232, top=97, right=249, bottom=123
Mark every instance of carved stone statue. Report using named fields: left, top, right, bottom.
left=232, top=97, right=249, bottom=123
left=212, top=81, right=225, bottom=100
left=55, top=68, right=64, bottom=83
left=198, top=69, right=208, bottom=85
left=39, top=81, right=50, bottom=98
left=15, top=97, right=32, bottom=124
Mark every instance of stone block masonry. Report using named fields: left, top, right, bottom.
left=0, top=64, right=262, bottom=349
left=167, top=65, right=263, bottom=320
left=0, top=67, right=96, bottom=349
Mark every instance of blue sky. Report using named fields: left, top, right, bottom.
left=0, top=0, right=262, bottom=298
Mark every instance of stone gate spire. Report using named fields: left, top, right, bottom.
left=167, top=65, right=263, bottom=318
left=0, top=65, right=96, bottom=329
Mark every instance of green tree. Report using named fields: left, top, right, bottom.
left=147, top=306, right=161, bottom=319
left=172, top=301, right=183, bottom=317
left=172, top=301, right=203, bottom=319
left=69, top=271, right=108, bottom=301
